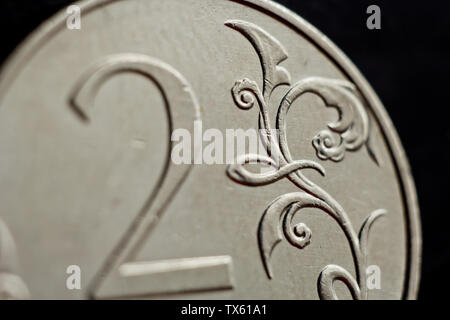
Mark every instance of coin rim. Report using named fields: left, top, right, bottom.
left=0, top=0, right=421, bottom=299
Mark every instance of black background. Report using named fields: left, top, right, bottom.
left=0, top=0, right=448, bottom=300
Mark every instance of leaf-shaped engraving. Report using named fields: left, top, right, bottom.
left=359, top=209, right=386, bottom=258
left=225, top=20, right=291, bottom=99
left=365, top=120, right=383, bottom=166
left=318, top=264, right=361, bottom=300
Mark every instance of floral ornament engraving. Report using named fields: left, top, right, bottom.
left=225, top=20, right=386, bottom=300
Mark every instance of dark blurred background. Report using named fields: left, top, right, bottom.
left=0, top=0, right=448, bottom=300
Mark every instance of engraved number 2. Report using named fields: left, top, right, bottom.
left=69, top=53, right=233, bottom=299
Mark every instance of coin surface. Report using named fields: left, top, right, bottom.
left=0, top=0, right=420, bottom=300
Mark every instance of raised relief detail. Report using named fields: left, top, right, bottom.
left=225, top=20, right=385, bottom=300
left=69, top=54, right=233, bottom=298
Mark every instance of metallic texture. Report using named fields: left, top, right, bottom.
left=0, top=0, right=420, bottom=299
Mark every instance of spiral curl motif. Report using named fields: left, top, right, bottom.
left=225, top=19, right=385, bottom=300
left=231, top=79, right=259, bottom=110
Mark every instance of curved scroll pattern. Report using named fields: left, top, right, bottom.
left=278, top=77, right=369, bottom=162
left=225, top=20, right=386, bottom=300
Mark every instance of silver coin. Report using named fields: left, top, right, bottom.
left=0, top=0, right=420, bottom=300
